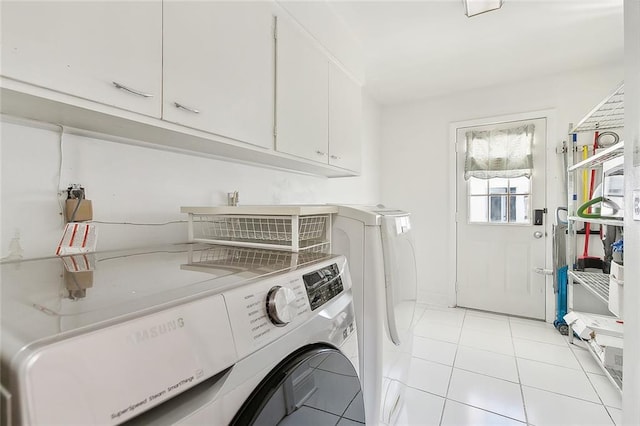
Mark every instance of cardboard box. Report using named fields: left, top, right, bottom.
left=65, top=199, right=93, bottom=222
left=64, top=270, right=94, bottom=299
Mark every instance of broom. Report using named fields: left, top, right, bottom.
left=577, top=131, right=603, bottom=271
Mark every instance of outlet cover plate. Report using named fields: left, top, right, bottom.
left=634, top=189, right=640, bottom=221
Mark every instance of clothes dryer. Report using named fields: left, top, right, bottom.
left=0, top=243, right=364, bottom=425
left=332, top=206, right=418, bottom=425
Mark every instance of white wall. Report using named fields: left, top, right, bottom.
left=380, top=64, right=624, bottom=306
left=0, top=94, right=381, bottom=259
left=622, top=0, right=640, bottom=423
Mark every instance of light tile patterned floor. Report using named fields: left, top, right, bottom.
left=396, top=305, right=621, bottom=426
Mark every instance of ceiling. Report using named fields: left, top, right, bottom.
left=327, top=0, right=625, bottom=105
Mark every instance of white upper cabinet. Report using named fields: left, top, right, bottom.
left=163, top=2, right=274, bottom=149
left=0, top=1, right=362, bottom=176
left=275, top=17, right=329, bottom=163
left=275, top=17, right=361, bottom=173
left=329, top=62, right=362, bottom=173
left=1, top=1, right=162, bottom=118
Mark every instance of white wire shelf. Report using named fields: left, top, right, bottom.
left=189, top=238, right=330, bottom=252
left=568, top=141, right=624, bottom=171
left=567, top=216, right=624, bottom=227
left=569, top=271, right=609, bottom=304
left=570, top=83, right=624, bottom=133
left=193, top=215, right=328, bottom=242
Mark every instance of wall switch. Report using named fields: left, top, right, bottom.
left=633, top=189, right=640, bottom=221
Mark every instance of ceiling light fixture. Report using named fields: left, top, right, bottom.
left=463, top=0, right=503, bottom=17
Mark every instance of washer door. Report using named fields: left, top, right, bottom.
left=231, top=345, right=365, bottom=425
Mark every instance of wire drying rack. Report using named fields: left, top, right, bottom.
left=181, top=207, right=335, bottom=253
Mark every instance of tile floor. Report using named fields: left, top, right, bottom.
left=394, top=305, right=621, bottom=426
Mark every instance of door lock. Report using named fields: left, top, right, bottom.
left=534, top=209, right=546, bottom=226
left=533, top=231, right=544, bottom=239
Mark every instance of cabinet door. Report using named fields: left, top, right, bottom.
left=163, top=2, right=274, bottom=149
left=329, top=63, right=362, bottom=172
left=1, top=1, right=162, bottom=118
left=275, top=17, right=329, bottom=163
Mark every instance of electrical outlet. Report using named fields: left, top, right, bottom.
left=67, top=184, right=85, bottom=200
left=633, top=189, right=640, bottom=221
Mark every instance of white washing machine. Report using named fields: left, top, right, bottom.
left=332, top=206, right=418, bottom=425
left=0, top=243, right=364, bottom=425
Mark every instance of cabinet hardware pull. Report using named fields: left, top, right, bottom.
left=112, top=81, right=153, bottom=98
left=330, top=155, right=340, bottom=160
left=316, top=150, right=326, bottom=156
left=174, top=102, right=200, bottom=114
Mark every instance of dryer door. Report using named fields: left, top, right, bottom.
left=380, top=214, right=418, bottom=345
left=230, top=345, right=365, bottom=425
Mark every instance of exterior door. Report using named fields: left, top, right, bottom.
left=456, top=117, right=547, bottom=319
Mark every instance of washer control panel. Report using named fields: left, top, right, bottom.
left=224, top=257, right=350, bottom=359
left=302, top=263, right=343, bottom=311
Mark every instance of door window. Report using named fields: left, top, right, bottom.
left=469, top=176, right=531, bottom=224
left=465, top=123, right=534, bottom=225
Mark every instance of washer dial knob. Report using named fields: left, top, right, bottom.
left=266, top=286, right=297, bottom=326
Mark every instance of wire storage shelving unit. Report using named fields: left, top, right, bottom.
left=565, top=84, right=625, bottom=393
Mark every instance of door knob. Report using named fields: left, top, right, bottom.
left=533, top=231, right=543, bottom=239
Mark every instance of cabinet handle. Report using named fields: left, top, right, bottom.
left=316, top=150, right=326, bottom=156
left=174, top=102, right=200, bottom=114
left=112, top=81, right=153, bottom=98
left=330, top=155, right=341, bottom=160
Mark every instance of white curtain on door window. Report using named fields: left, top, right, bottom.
left=464, top=124, right=535, bottom=180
